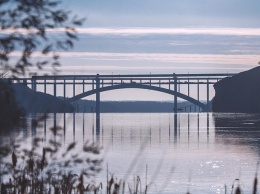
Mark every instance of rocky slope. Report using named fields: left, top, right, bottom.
left=212, top=67, right=260, bottom=113
left=12, top=83, right=74, bottom=113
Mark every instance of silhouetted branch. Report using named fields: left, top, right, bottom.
left=0, top=0, right=85, bottom=77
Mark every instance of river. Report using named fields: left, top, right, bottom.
left=1, top=113, right=260, bottom=193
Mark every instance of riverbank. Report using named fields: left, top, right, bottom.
left=12, top=83, right=74, bottom=113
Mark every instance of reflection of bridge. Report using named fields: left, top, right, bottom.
left=12, top=73, right=235, bottom=114
left=36, top=112, right=212, bottom=145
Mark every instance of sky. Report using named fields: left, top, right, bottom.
left=50, top=1, right=260, bottom=101
left=55, top=0, right=260, bottom=75
left=6, top=0, right=260, bottom=101
left=62, top=0, right=260, bottom=28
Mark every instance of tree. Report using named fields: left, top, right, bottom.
left=0, top=3, right=104, bottom=193
left=0, top=0, right=85, bottom=126
left=0, top=0, right=84, bottom=77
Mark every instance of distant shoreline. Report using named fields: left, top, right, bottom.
left=68, top=99, right=209, bottom=113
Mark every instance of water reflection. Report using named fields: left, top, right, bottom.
left=1, top=113, right=260, bottom=193
left=213, top=113, right=260, bottom=153
left=6, top=113, right=260, bottom=154
left=33, top=112, right=213, bottom=151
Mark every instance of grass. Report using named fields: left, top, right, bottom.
left=0, top=114, right=103, bottom=194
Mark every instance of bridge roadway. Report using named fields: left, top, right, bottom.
left=10, top=73, right=235, bottom=115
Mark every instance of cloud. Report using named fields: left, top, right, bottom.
left=2, top=27, right=260, bottom=36
left=74, top=27, right=260, bottom=36
left=58, top=65, right=248, bottom=72
left=58, top=52, right=259, bottom=66
left=9, top=51, right=259, bottom=66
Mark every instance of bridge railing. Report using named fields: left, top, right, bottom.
left=4, top=73, right=236, bottom=113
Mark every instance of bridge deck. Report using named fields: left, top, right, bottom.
left=6, top=73, right=236, bottom=113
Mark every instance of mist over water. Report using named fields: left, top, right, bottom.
left=2, top=113, right=260, bottom=193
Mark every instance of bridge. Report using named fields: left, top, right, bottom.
left=11, top=73, right=235, bottom=115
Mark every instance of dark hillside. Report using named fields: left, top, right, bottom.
left=12, top=83, right=74, bottom=113
left=212, top=67, right=260, bottom=113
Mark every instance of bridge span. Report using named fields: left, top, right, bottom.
left=10, top=73, right=235, bottom=115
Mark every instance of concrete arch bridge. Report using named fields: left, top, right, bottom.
left=11, top=73, right=235, bottom=114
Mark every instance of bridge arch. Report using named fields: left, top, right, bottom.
left=66, top=83, right=207, bottom=110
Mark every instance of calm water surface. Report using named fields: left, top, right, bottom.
left=2, top=113, right=260, bottom=194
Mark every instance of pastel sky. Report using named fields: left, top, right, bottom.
left=52, top=1, right=260, bottom=100
left=4, top=0, right=260, bottom=101
left=62, top=0, right=260, bottom=28
left=55, top=0, right=260, bottom=75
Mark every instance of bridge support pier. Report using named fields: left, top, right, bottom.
left=197, top=80, right=200, bottom=101
left=96, top=74, right=100, bottom=136
left=206, top=80, right=210, bottom=112
left=31, top=77, right=36, bottom=91
left=54, top=78, right=56, bottom=97
left=83, top=80, right=85, bottom=93
left=22, top=79, right=28, bottom=87
left=73, top=78, right=75, bottom=97
left=63, top=79, right=66, bottom=100
left=44, top=79, right=46, bottom=93
left=174, top=74, right=177, bottom=113
left=96, top=74, right=100, bottom=118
